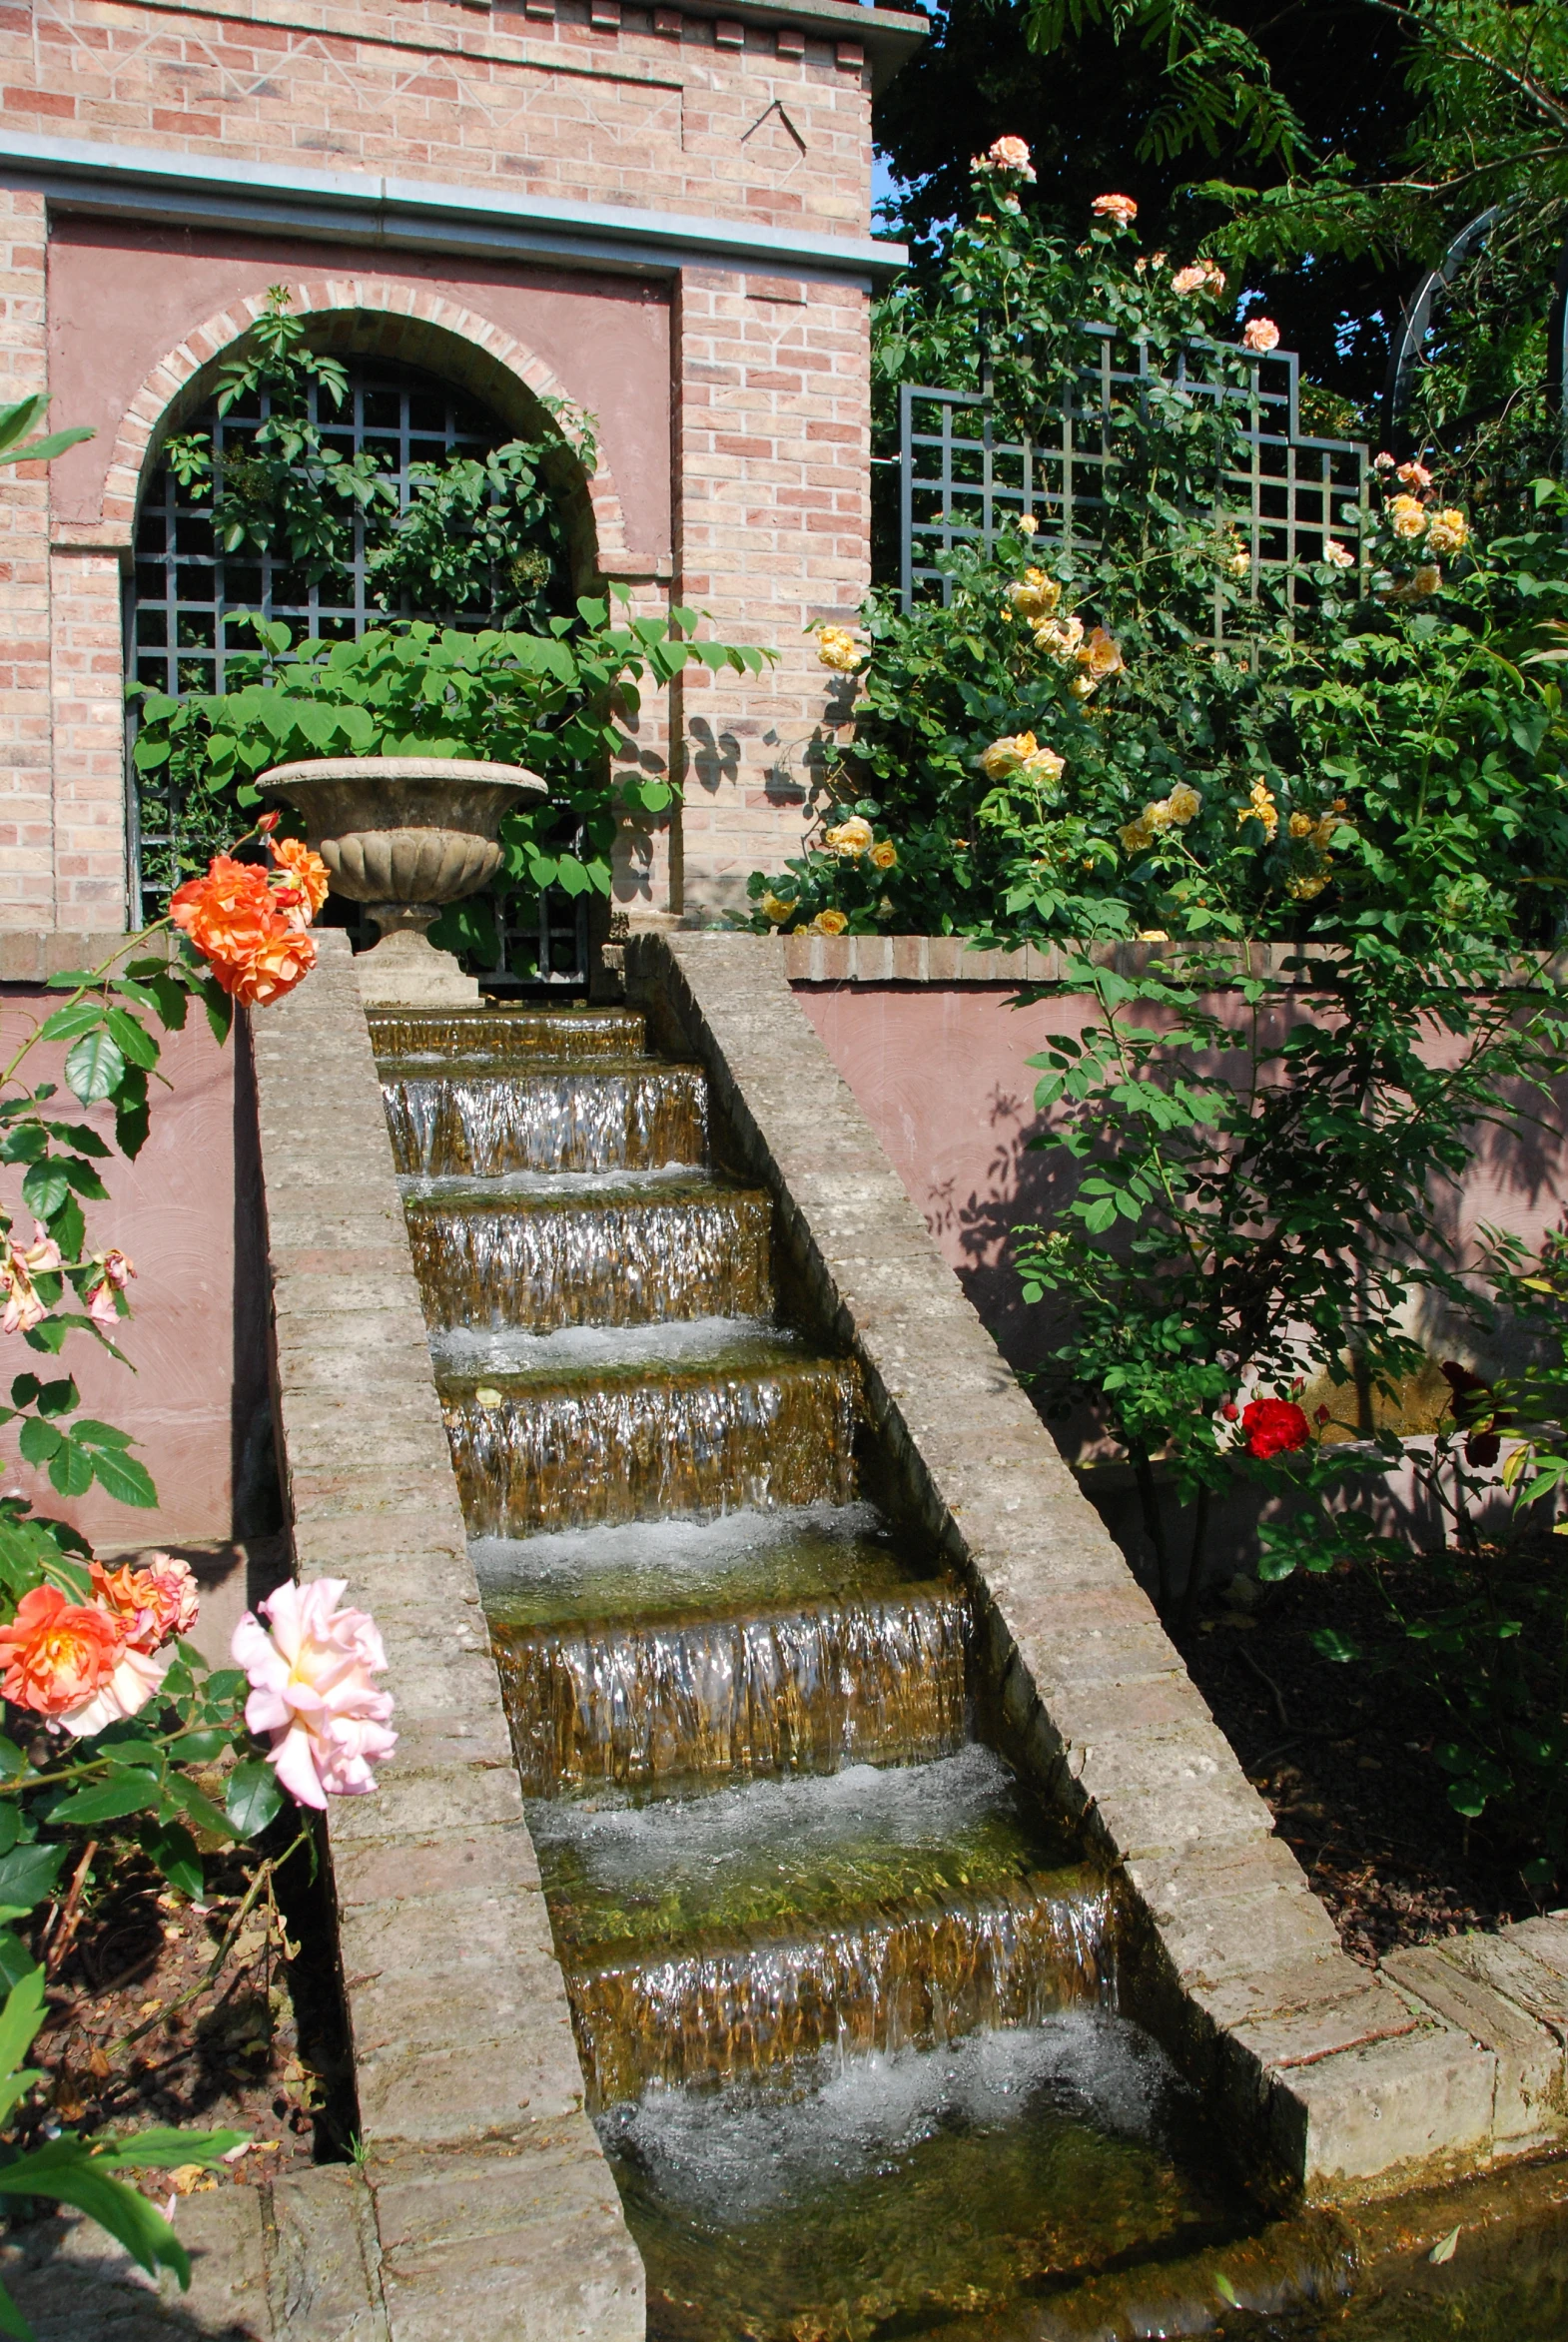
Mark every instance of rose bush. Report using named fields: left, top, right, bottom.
left=745, top=150, right=1568, bottom=959
left=0, top=771, right=390, bottom=2329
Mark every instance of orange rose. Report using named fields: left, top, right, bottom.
left=91, top=1554, right=198, bottom=1653
left=269, top=836, right=331, bottom=922
left=171, top=853, right=318, bottom=1007
left=0, top=1585, right=120, bottom=1718
left=226, top=920, right=318, bottom=1007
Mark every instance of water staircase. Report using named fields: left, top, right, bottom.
left=368, top=1001, right=1254, bottom=2340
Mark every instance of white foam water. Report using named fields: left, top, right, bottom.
left=431, top=1314, right=789, bottom=1379
left=599, top=2016, right=1183, bottom=2223
left=398, top=1163, right=697, bottom=1202
left=470, top=1499, right=887, bottom=1592
left=529, top=1744, right=1021, bottom=1876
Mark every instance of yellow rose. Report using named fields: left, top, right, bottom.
left=1237, top=781, right=1278, bottom=842
left=824, top=815, right=874, bottom=858
left=1078, top=626, right=1125, bottom=681
left=980, top=731, right=1037, bottom=780
left=1017, top=513, right=1039, bottom=537
left=1007, top=567, right=1062, bottom=621
left=1227, top=549, right=1251, bottom=578
left=758, top=892, right=798, bottom=925
left=1018, top=744, right=1067, bottom=787
left=808, top=909, right=849, bottom=936
left=869, top=839, right=899, bottom=870
left=1034, top=614, right=1085, bottom=663
left=1287, top=868, right=1331, bottom=901
left=1426, top=507, right=1469, bottom=555
left=1387, top=493, right=1427, bottom=541
left=1166, top=783, right=1200, bottom=826
left=1137, top=929, right=1170, bottom=942
left=817, top=626, right=862, bottom=673
left=1288, top=811, right=1313, bottom=838
left=1120, top=809, right=1158, bottom=853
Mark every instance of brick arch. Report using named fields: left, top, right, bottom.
left=102, top=276, right=636, bottom=578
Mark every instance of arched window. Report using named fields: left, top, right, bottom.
left=128, top=352, right=587, bottom=986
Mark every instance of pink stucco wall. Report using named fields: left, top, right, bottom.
left=0, top=991, right=271, bottom=1554
left=794, top=981, right=1568, bottom=1391
left=46, top=222, right=674, bottom=565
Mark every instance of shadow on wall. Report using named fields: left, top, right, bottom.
left=0, top=991, right=275, bottom=1552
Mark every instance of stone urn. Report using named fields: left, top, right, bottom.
left=258, top=755, right=547, bottom=1008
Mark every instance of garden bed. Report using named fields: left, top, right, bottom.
left=1177, top=1561, right=1539, bottom=1964
left=23, top=1833, right=353, bottom=2202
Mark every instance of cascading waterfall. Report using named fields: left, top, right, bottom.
left=490, top=1585, right=969, bottom=1792
left=405, top=1181, right=774, bottom=1329
left=370, top=1001, right=1260, bottom=2342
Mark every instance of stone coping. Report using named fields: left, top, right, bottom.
left=249, top=932, right=643, bottom=2340
left=777, top=931, right=1568, bottom=989
left=628, top=930, right=1568, bottom=2199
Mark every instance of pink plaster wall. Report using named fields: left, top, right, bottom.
left=0, top=992, right=271, bottom=1552
left=795, top=981, right=1568, bottom=1387
left=46, top=222, right=673, bottom=563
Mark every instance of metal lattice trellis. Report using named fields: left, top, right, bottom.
left=127, top=355, right=587, bottom=989
left=898, top=327, right=1371, bottom=628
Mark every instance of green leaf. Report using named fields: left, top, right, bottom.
left=48, top=1770, right=163, bottom=1827
left=16, top=1417, right=61, bottom=1466
left=85, top=1446, right=157, bottom=1508
left=162, top=1773, right=233, bottom=1840
left=19, top=1161, right=69, bottom=1219
left=63, top=1030, right=125, bottom=1105
left=0, top=1846, right=63, bottom=1917
left=47, top=1440, right=95, bottom=1499
left=36, top=1002, right=107, bottom=1043
left=225, top=1757, right=285, bottom=1839
left=137, top=1817, right=204, bottom=1902
left=103, top=1008, right=160, bottom=1072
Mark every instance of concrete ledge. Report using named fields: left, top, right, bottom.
left=628, top=930, right=1558, bottom=2200
left=251, top=934, right=643, bottom=2339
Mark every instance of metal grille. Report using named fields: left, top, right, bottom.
left=127, top=357, right=588, bottom=989
left=899, top=327, right=1371, bottom=627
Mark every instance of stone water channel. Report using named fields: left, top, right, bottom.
left=364, top=998, right=1289, bottom=2339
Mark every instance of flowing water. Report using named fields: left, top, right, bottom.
left=373, top=1002, right=1567, bottom=2341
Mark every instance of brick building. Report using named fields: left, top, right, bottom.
left=0, top=0, right=923, bottom=932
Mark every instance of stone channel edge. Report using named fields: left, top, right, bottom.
left=629, top=928, right=1568, bottom=2200
left=251, top=931, right=645, bottom=2340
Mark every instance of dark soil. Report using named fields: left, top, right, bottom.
left=23, top=1828, right=356, bottom=2202
left=1174, top=1562, right=1539, bottom=1964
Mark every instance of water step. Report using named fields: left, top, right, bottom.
left=404, top=1172, right=772, bottom=1331
left=536, top=1749, right=1112, bottom=2107
left=383, top=1062, right=708, bottom=1177
left=367, top=1006, right=647, bottom=1061
left=492, top=1580, right=967, bottom=1793
left=472, top=1498, right=926, bottom=1632
left=439, top=1340, right=859, bottom=1534
left=532, top=1746, right=1081, bottom=1959
left=598, top=2017, right=1245, bottom=2342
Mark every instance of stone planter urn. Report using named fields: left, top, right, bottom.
left=258, top=755, right=547, bottom=1008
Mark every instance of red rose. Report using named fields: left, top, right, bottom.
left=1439, top=1360, right=1505, bottom=1467
left=1240, top=1397, right=1310, bottom=1459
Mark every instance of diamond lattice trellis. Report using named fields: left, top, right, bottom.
left=899, top=328, right=1372, bottom=633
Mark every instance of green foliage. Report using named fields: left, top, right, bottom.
left=0, top=395, right=92, bottom=471
left=1009, top=939, right=1568, bottom=1619
left=163, top=288, right=396, bottom=581
left=0, top=1969, right=244, bottom=2338
left=1256, top=1225, right=1568, bottom=1888
left=131, top=605, right=769, bottom=914
left=753, top=181, right=1568, bottom=952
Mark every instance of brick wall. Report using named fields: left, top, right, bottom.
left=0, top=0, right=909, bottom=927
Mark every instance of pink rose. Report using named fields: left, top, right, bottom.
left=1395, top=460, right=1432, bottom=489
left=1241, top=317, right=1280, bottom=354
left=232, top=1579, right=396, bottom=1811
left=1092, top=193, right=1139, bottom=228
left=16, top=1223, right=61, bottom=1276
left=140, top=1553, right=201, bottom=1644
left=85, top=1280, right=120, bottom=1334
left=1171, top=264, right=1207, bottom=295
left=99, top=1247, right=136, bottom=1291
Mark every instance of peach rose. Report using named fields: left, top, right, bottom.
left=232, top=1579, right=395, bottom=1810
left=91, top=1553, right=199, bottom=1654
left=269, top=836, right=331, bottom=923
left=1396, top=461, right=1433, bottom=489
left=1241, top=318, right=1280, bottom=354
left=0, top=1585, right=120, bottom=1719
left=1092, top=194, right=1138, bottom=228
left=1078, top=626, right=1125, bottom=682
left=60, top=1640, right=170, bottom=1740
